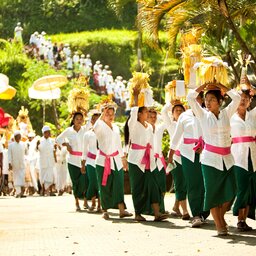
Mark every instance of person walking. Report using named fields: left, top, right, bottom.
left=125, top=89, right=168, bottom=221
left=56, top=112, right=89, bottom=211
left=187, top=84, right=240, bottom=236
left=81, top=111, right=102, bottom=212
left=37, top=126, right=56, bottom=196
left=93, top=102, right=132, bottom=220
left=231, top=89, right=256, bottom=231
left=8, top=131, right=26, bottom=198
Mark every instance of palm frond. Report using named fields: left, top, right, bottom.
left=166, top=1, right=201, bottom=54
left=107, top=0, right=135, bottom=17
left=138, top=0, right=187, bottom=49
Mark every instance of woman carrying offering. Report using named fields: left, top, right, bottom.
left=231, top=89, right=256, bottom=231
left=93, top=102, right=132, bottom=220
left=56, top=112, right=89, bottom=211
left=187, top=83, right=240, bottom=236
left=126, top=88, right=168, bottom=221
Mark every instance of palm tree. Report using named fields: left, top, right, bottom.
left=137, top=0, right=256, bottom=75
left=107, top=0, right=143, bottom=71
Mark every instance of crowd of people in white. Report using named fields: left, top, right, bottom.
left=25, top=27, right=132, bottom=114
left=0, top=127, right=73, bottom=197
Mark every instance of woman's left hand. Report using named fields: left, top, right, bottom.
left=122, top=158, right=128, bottom=171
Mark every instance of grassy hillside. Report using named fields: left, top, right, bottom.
left=51, top=29, right=181, bottom=89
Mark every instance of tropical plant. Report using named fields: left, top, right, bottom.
left=137, top=0, right=256, bottom=76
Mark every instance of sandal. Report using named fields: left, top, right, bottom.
left=76, top=205, right=81, bottom=212
left=171, top=208, right=182, bottom=217
left=182, top=213, right=190, bottom=220
left=83, top=204, right=90, bottom=210
left=191, top=217, right=203, bottom=228
left=102, top=212, right=110, bottom=220
left=96, top=208, right=103, bottom=213
left=154, top=213, right=169, bottom=222
left=120, top=211, right=133, bottom=218
left=217, top=228, right=228, bottom=236
left=89, top=206, right=95, bottom=211
left=135, top=214, right=146, bottom=222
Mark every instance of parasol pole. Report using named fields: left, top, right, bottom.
left=43, top=100, right=46, bottom=125
left=52, top=99, right=60, bottom=130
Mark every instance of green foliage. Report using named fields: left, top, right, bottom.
left=162, top=130, right=170, bottom=158
left=0, top=0, right=136, bottom=40
left=51, top=30, right=181, bottom=90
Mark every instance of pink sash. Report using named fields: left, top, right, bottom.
left=154, top=153, right=167, bottom=170
left=99, top=150, right=119, bottom=186
left=87, top=152, right=96, bottom=160
left=70, top=151, right=82, bottom=156
left=184, top=136, right=204, bottom=151
left=131, top=143, right=152, bottom=170
left=204, top=143, right=231, bottom=156
left=174, top=150, right=181, bottom=157
left=232, top=136, right=256, bottom=144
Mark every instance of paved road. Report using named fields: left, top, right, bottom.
left=0, top=193, right=255, bottom=256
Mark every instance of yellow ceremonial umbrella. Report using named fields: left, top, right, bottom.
left=0, top=73, right=16, bottom=100
left=32, top=75, right=68, bottom=91
left=32, top=75, right=68, bottom=129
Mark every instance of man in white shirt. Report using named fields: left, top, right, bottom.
left=93, top=60, right=101, bottom=73
left=36, top=126, right=57, bottom=196
left=8, top=131, right=26, bottom=198
left=14, top=22, right=23, bottom=42
left=85, top=54, right=92, bottom=67
left=26, top=132, right=39, bottom=193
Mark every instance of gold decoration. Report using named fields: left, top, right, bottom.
left=236, top=51, right=254, bottom=91
left=180, top=29, right=203, bottom=87
left=99, top=97, right=118, bottom=112
left=165, top=80, right=187, bottom=106
left=194, top=57, right=229, bottom=86
left=128, top=72, right=151, bottom=107
left=67, top=80, right=90, bottom=115
left=148, top=101, right=163, bottom=113
left=14, top=106, right=33, bottom=140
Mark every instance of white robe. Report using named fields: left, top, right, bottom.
left=55, top=146, right=68, bottom=191
left=38, top=137, right=55, bottom=187
left=8, top=141, right=26, bottom=187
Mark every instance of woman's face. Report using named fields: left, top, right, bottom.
left=91, top=114, right=100, bottom=125
left=147, top=111, right=157, bottom=125
left=103, top=108, right=115, bottom=123
left=205, top=93, right=220, bottom=113
left=43, top=130, right=51, bottom=139
left=172, top=106, right=184, bottom=121
left=138, top=108, right=148, bottom=122
left=238, top=93, right=250, bottom=110
left=196, top=94, right=204, bottom=106
left=73, top=114, right=84, bottom=127
left=14, top=134, right=21, bottom=142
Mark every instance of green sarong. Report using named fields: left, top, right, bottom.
left=68, top=163, right=88, bottom=199
left=153, top=167, right=166, bottom=213
left=171, top=161, right=187, bottom=201
left=153, top=167, right=167, bottom=193
left=86, top=164, right=99, bottom=200
left=233, top=154, right=256, bottom=220
left=129, top=163, right=162, bottom=215
left=96, top=164, right=125, bottom=210
left=181, top=154, right=209, bottom=219
left=202, top=164, right=236, bottom=211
